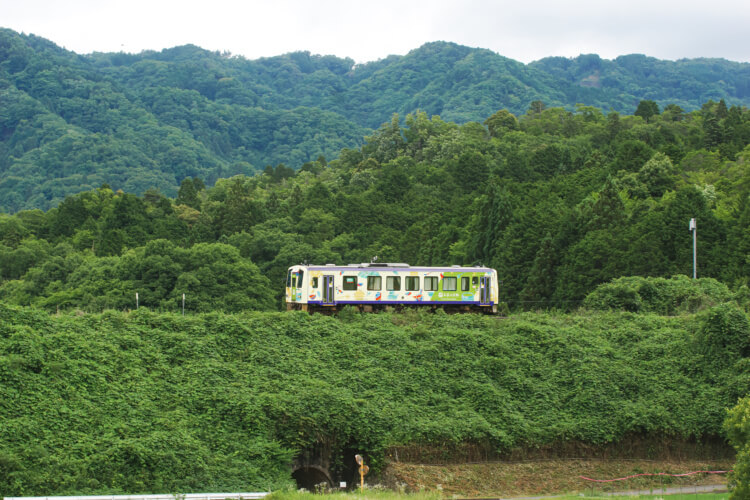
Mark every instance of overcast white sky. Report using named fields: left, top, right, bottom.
left=2, top=0, right=749, bottom=64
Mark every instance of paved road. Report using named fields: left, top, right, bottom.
left=607, top=483, right=727, bottom=496
left=478, top=483, right=729, bottom=499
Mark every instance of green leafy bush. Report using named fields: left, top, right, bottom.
left=584, top=276, right=733, bottom=314
left=582, top=282, right=643, bottom=312
left=695, top=304, right=750, bottom=364
left=725, top=396, right=750, bottom=499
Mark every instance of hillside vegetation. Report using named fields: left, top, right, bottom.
left=1, top=93, right=748, bottom=310
left=1, top=302, right=748, bottom=495
left=2, top=28, right=750, bottom=210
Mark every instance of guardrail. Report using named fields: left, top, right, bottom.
left=4, top=493, right=269, bottom=500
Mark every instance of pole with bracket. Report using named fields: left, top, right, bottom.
left=355, top=454, right=368, bottom=491
left=689, top=218, right=697, bottom=279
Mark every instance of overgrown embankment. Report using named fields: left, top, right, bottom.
left=0, top=303, right=747, bottom=495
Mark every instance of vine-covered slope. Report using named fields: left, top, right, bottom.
left=1, top=303, right=747, bottom=494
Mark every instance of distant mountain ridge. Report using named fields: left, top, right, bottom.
left=1, top=28, right=749, bottom=211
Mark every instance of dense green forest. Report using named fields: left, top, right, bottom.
left=2, top=28, right=750, bottom=211
left=1, top=296, right=748, bottom=494
left=1, top=93, right=748, bottom=311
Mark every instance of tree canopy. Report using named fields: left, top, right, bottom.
left=1, top=98, right=748, bottom=312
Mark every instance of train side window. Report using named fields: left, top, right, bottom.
left=286, top=270, right=292, bottom=287
left=461, top=277, right=470, bottom=291
left=386, top=276, right=401, bottom=291
left=424, top=276, right=438, bottom=291
left=405, top=276, right=419, bottom=291
left=343, top=276, right=357, bottom=291
left=367, top=276, right=382, bottom=290
left=311, top=277, right=319, bottom=289
left=443, top=277, right=457, bottom=291
left=472, top=277, right=478, bottom=285
left=297, top=270, right=304, bottom=288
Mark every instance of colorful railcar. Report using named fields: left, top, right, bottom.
left=285, top=263, right=498, bottom=314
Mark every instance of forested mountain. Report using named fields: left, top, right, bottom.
left=2, top=28, right=750, bottom=211
left=529, top=53, right=750, bottom=113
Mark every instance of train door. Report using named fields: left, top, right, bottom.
left=479, top=276, right=491, bottom=305
left=289, top=269, right=298, bottom=303
left=322, top=275, right=335, bottom=305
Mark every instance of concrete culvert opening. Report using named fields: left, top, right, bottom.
left=292, top=465, right=332, bottom=491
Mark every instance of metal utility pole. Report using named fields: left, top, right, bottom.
left=689, top=218, right=697, bottom=279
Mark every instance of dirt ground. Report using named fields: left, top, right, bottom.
left=382, top=459, right=735, bottom=498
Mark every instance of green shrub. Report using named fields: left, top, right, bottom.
left=337, top=305, right=360, bottom=323
left=725, top=396, right=750, bottom=499
left=584, top=275, right=732, bottom=314
left=695, top=304, right=750, bottom=363
left=582, top=282, right=643, bottom=312
left=735, top=285, right=750, bottom=313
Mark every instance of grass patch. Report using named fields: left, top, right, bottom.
left=267, top=489, right=441, bottom=500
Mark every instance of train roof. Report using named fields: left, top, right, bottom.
left=291, top=263, right=495, bottom=272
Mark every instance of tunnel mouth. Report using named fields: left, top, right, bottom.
left=292, top=465, right=332, bottom=491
